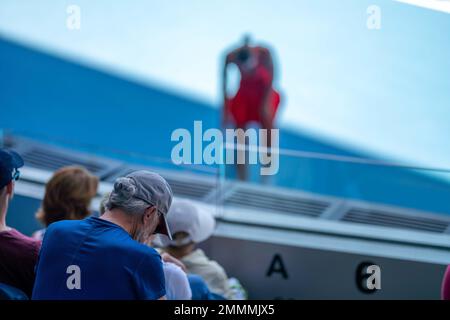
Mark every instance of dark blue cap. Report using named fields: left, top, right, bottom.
left=0, top=149, right=24, bottom=189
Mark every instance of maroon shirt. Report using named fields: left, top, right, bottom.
left=0, top=228, right=41, bottom=297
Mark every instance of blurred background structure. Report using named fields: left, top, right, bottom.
left=1, top=0, right=450, bottom=299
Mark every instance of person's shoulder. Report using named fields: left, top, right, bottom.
left=164, top=261, right=184, bottom=276
left=43, top=219, right=90, bottom=244
left=255, top=45, right=270, bottom=52
left=202, top=250, right=228, bottom=276
left=226, top=45, right=244, bottom=60
left=46, top=219, right=82, bottom=234
left=133, top=245, right=164, bottom=277
left=164, top=262, right=191, bottom=299
left=207, top=260, right=228, bottom=279
left=163, top=262, right=184, bottom=285
left=255, top=46, right=271, bottom=57
left=132, top=242, right=161, bottom=259
left=189, top=249, right=227, bottom=274
left=0, top=228, right=35, bottom=243
left=0, top=228, right=41, bottom=253
left=118, top=240, right=161, bottom=265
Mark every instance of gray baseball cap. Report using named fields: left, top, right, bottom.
left=126, top=170, right=173, bottom=240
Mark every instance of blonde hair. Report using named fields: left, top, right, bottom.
left=36, top=166, right=98, bottom=226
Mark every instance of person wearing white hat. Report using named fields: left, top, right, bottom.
left=159, top=199, right=246, bottom=299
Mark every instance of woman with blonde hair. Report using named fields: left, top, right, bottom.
left=32, top=166, right=98, bottom=240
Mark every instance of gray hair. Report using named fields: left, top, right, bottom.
left=105, top=177, right=149, bottom=215
left=99, top=191, right=110, bottom=215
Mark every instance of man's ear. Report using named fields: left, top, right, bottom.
left=143, top=206, right=156, bottom=224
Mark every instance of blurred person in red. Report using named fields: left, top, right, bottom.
left=222, top=35, right=281, bottom=181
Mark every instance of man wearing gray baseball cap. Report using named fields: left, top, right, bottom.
left=33, top=170, right=173, bottom=300
left=122, top=170, right=173, bottom=241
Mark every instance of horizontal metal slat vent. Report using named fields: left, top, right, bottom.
left=225, top=188, right=330, bottom=217
left=342, top=208, right=450, bottom=233
left=164, top=177, right=214, bottom=200
left=22, top=148, right=106, bottom=176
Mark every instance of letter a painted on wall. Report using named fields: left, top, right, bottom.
left=266, top=254, right=289, bottom=279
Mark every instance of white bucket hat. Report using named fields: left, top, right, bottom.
left=158, top=199, right=215, bottom=247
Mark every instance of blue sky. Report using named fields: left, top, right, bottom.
left=0, top=0, right=449, bottom=170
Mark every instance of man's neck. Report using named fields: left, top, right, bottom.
left=0, top=216, right=9, bottom=232
left=100, top=209, right=133, bottom=235
left=0, top=202, right=9, bottom=231
left=0, top=194, right=10, bottom=232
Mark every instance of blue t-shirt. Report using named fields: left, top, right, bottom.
left=32, top=217, right=165, bottom=300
